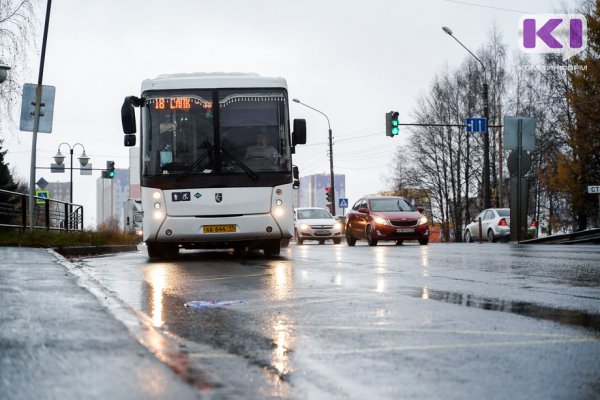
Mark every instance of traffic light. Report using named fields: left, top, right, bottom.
left=386, top=111, right=400, bottom=137
left=325, top=186, right=332, bottom=203
left=106, top=161, right=115, bottom=179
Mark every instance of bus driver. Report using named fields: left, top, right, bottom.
left=244, top=128, right=279, bottom=165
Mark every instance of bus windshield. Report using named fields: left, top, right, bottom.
left=142, top=89, right=291, bottom=177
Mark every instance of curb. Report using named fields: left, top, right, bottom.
left=54, top=244, right=139, bottom=257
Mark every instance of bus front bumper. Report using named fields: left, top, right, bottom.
left=151, top=213, right=292, bottom=243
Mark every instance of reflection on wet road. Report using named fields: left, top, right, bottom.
left=78, top=243, right=600, bottom=399
left=410, top=288, right=600, bottom=331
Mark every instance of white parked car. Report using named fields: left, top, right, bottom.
left=294, top=207, right=343, bottom=244
left=464, top=208, right=510, bottom=243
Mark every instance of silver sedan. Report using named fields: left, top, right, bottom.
left=464, top=208, right=510, bottom=243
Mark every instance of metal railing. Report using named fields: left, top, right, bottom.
left=0, top=189, right=84, bottom=231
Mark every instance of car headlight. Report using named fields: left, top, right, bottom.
left=300, top=224, right=310, bottom=231
left=419, top=215, right=428, bottom=225
left=373, top=216, right=390, bottom=225
left=334, top=222, right=342, bottom=230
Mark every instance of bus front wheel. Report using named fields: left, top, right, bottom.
left=147, top=242, right=178, bottom=260
left=263, top=240, right=281, bottom=257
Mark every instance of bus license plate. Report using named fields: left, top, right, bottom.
left=396, top=228, right=414, bottom=233
left=203, top=225, right=236, bottom=233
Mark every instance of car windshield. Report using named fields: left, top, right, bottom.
left=297, top=209, right=332, bottom=219
left=497, top=209, right=510, bottom=217
left=370, top=198, right=414, bottom=212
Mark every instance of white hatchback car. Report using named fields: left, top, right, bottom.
left=294, top=207, right=343, bottom=244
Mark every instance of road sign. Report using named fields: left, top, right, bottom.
left=507, top=151, right=531, bottom=177
left=504, top=116, right=536, bottom=150
left=338, top=198, right=349, bottom=208
left=50, top=163, right=65, bottom=173
left=465, top=118, right=487, bottom=133
left=80, top=164, right=92, bottom=175
left=19, top=83, right=56, bottom=133
left=36, top=177, right=48, bottom=190
left=588, top=185, right=600, bottom=194
left=35, top=190, right=49, bottom=204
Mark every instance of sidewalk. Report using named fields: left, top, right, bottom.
left=0, top=246, right=200, bottom=400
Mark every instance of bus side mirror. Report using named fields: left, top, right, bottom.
left=121, top=96, right=139, bottom=134
left=124, top=134, right=136, bottom=147
left=292, top=119, right=306, bottom=146
left=292, top=165, right=300, bottom=188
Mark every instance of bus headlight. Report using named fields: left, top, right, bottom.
left=153, top=210, right=164, bottom=220
left=154, top=202, right=161, bottom=209
left=275, top=199, right=283, bottom=206
left=274, top=207, right=284, bottom=217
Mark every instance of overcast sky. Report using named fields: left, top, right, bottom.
left=4, top=0, right=570, bottom=226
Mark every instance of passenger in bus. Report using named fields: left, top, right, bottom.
left=244, top=128, right=279, bottom=165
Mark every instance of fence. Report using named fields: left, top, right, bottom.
left=0, top=188, right=84, bottom=231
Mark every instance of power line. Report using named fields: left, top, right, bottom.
left=444, top=0, right=533, bottom=14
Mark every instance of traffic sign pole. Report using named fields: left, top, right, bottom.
left=28, top=0, right=53, bottom=231
left=588, top=186, right=600, bottom=227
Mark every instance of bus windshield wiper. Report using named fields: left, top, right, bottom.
left=220, top=146, right=259, bottom=181
left=175, top=148, right=212, bottom=182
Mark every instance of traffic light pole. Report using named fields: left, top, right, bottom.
left=482, top=81, right=491, bottom=209
left=328, top=128, right=336, bottom=216
left=292, top=99, right=336, bottom=215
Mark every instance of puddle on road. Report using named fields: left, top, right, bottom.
left=411, top=288, right=600, bottom=332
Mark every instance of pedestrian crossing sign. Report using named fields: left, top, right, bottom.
left=338, top=198, right=348, bottom=208
left=35, top=190, right=49, bottom=204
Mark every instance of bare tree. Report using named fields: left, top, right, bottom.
left=0, top=0, right=40, bottom=135
left=387, top=28, right=508, bottom=242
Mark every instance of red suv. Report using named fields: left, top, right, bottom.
left=345, top=196, right=429, bottom=246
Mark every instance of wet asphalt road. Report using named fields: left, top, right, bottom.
left=75, top=242, right=600, bottom=399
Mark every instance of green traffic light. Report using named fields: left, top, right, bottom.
left=392, top=120, right=399, bottom=127
left=109, top=171, right=115, bottom=178
left=391, top=127, right=399, bottom=135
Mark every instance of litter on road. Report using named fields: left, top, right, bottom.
left=184, top=300, right=244, bottom=309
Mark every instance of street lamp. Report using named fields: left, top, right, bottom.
left=293, top=98, right=336, bottom=215
left=442, top=26, right=491, bottom=209
left=0, top=60, right=10, bottom=84
left=53, top=142, right=89, bottom=204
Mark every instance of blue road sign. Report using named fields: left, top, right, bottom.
left=35, top=190, right=49, bottom=204
left=338, top=198, right=349, bottom=208
left=465, top=118, right=487, bottom=133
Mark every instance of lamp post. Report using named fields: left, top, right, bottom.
left=53, top=142, right=89, bottom=204
left=442, top=26, right=491, bottom=209
left=293, top=98, right=336, bottom=215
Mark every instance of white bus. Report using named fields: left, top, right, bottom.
left=121, top=73, right=306, bottom=259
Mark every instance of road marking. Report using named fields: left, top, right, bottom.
left=305, top=325, right=575, bottom=338
left=188, top=352, right=237, bottom=360
left=302, top=337, right=600, bottom=356
left=194, top=272, right=267, bottom=282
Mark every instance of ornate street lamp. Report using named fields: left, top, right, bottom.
left=53, top=142, right=89, bottom=204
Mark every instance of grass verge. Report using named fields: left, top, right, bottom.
left=0, top=228, right=142, bottom=248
